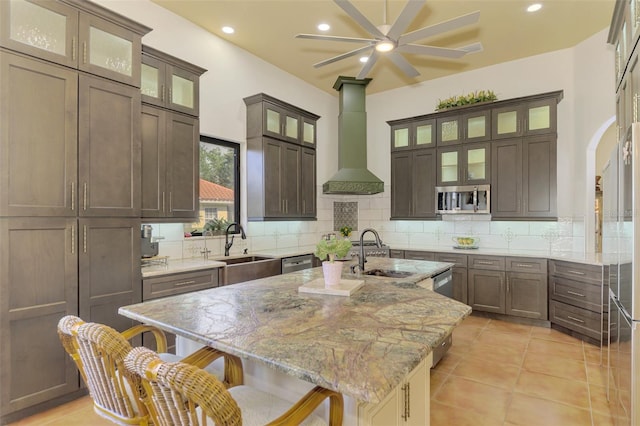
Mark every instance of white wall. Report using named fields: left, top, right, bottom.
left=97, top=1, right=615, bottom=256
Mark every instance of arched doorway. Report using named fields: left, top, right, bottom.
left=585, top=116, right=616, bottom=253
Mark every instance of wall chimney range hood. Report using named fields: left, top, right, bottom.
left=322, top=76, right=384, bottom=195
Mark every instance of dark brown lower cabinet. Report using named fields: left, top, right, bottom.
left=0, top=218, right=79, bottom=419
left=78, top=218, right=141, bottom=341
left=506, top=272, right=548, bottom=319
left=142, top=268, right=221, bottom=353
left=452, top=268, right=469, bottom=305
left=468, top=269, right=506, bottom=314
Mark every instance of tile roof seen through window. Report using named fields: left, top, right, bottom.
left=200, top=179, right=233, bottom=202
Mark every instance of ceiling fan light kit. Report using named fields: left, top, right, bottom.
left=295, top=0, right=483, bottom=80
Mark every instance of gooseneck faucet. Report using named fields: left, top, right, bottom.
left=353, top=228, right=383, bottom=273
left=224, top=223, right=246, bottom=256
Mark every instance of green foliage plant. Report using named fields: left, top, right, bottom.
left=204, top=217, right=229, bottom=234
left=436, top=90, right=497, bottom=111
left=314, top=235, right=352, bottom=263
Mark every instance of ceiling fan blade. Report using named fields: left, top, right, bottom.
left=397, top=44, right=467, bottom=58
left=458, top=42, right=483, bottom=54
left=334, top=0, right=386, bottom=39
left=313, top=45, right=375, bottom=68
left=387, top=51, right=420, bottom=78
left=386, top=0, right=426, bottom=40
left=357, top=50, right=379, bottom=79
left=398, top=10, right=480, bottom=45
left=296, top=34, right=376, bottom=44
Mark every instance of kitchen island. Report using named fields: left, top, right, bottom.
left=119, top=257, right=471, bottom=425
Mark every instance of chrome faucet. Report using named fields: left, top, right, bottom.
left=353, top=228, right=383, bottom=273
left=224, top=223, right=246, bottom=256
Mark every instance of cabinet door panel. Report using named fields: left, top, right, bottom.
left=78, top=218, right=141, bottom=340
left=0, top=0, right=79, bottom=68
left=167, top=113, right=199, bottom=218
left=78, top=75, right=140, bottom=217
left=412, top=149, right=437, bottom=217
left=140, top=106, right=166, bottom=217
left=437, top=147, right=460, bottom=186
left=78, top=13, right=141, bottom=87
left=506, top=272, right=547, bottom=319
left=140, top=53, right=166, bottom=108
left=391, top=151, right=412, bottom=218
left=264, top=140, right=284, bottom=217
left=0, top=218, right=79, bottom=414
left=1, top=52, right=78, bottom=217
left=283, top=143, right=301, bottom=216
left=301, top=148, right=316, bottom=217
left=523, top=135, right=556, bottom=217
left=468, top=269, right=505, bottom=314
left=168, top=64, right=199, bottom=116
left=452, top=267, right=468, bottom=304
left=491, top=139, right=522, bottom=218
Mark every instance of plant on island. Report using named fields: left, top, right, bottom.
left=314, top=235, right=352, bottom=263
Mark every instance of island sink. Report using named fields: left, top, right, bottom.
left=362, top=269, right=414, bottom=278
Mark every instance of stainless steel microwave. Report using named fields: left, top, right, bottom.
left=436, top=185, right=490, bottom=214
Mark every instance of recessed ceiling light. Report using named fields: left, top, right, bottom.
left=222, top=26, right=235, bottom=34
left=317, top=23, right=330, bottom=31
left=359, top=56, right=368, bottom=63
left=527, top=3, right=542, bottom=12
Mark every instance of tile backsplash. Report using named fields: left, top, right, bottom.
left=149, top=185, right=588, bottom=260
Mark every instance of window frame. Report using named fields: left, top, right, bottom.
left=200, top=135, right=240, bottom=232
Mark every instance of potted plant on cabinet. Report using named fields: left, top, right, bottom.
left=314, top=234, right=352, bottom=287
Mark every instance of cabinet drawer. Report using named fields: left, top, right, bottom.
left=404, top=250, right=435, bottom=261
left=143, top=269, right=220, bottom=301
left=468, top=255, right=505, bottom=271
left=549, top=276, right=601, bottom=312
left=506, top=257, right=547, bottom=273
left=434, top=252, right=468, bottom=267
left=389, top=249, right=404, bottom=259
left=549, top=300, right=601, bottom=340
left=549, top=260, right=602, bottom=285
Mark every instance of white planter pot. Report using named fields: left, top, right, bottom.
left=322, top=261, right=343, bottom=287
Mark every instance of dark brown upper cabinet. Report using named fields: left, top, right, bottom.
left=0, top=0, right=150, bottom=87
left=141, top=45, right=206, bottom=116
left=491, top=94, right=560, bottom=139
left=390, top=118, right=436, bottom=151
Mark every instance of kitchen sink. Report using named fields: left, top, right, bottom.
left=363, top=269, right=414, bottom=278
left=220, top=256, right=281, bottom=285
left=219, top=255, right=275, bottom=265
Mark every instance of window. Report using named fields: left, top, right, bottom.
left=190, top=136, right=240, bottom=234
left=204, top=207, right=218, bottom=220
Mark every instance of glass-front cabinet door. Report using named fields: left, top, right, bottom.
left=463, top=142, right=490, bottom=184
left=79, top=13, right=141, bottom=86
left=302, top=117, right=316, bottom=147
left=167, top=65, right=199, bottom=116
left=1, top=0, right=79, bottom=68
left=492, top=105, right=522, bottom=139
left=437, top=116, right=461, bottom=146
left=263, top=102, right=300, bottom=144
left=525, top=98, right=557, bottom=135
left=437, top=148, right=460, bottom=185
left=463, top=110, right=491, bottom=142
left=492, top=98, right=557, bottom=139
left=141, top=54, right=165, bottom=108
left=391, top=119, right=435, bottom=150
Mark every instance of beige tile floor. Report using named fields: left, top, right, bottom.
left=10, top=315, right=615, bottom=426
left=431, top=315, right=615, bottom=426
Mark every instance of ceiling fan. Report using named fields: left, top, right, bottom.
left=296, top=0, right=483, bottom=79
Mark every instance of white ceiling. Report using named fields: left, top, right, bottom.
left=151, top=0, right=615, bottom=95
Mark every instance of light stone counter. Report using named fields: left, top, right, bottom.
left=141, top=258, right=227, bottom=278
left=395, top=246, right=603, bottom=265
left=121, top=257, right=470, bottom=405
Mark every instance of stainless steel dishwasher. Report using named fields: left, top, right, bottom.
left=281, top=254, right=314, bottom=274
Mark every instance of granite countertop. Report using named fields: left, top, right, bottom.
left=121, top=257, right=470, bottom=404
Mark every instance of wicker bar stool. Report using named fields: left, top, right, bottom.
left=124, top=346, right=344, bottom=426
left=57, top=316, right=243, bottom=425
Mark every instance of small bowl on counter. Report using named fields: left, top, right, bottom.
left=452, top=236, right=479, bottom=249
